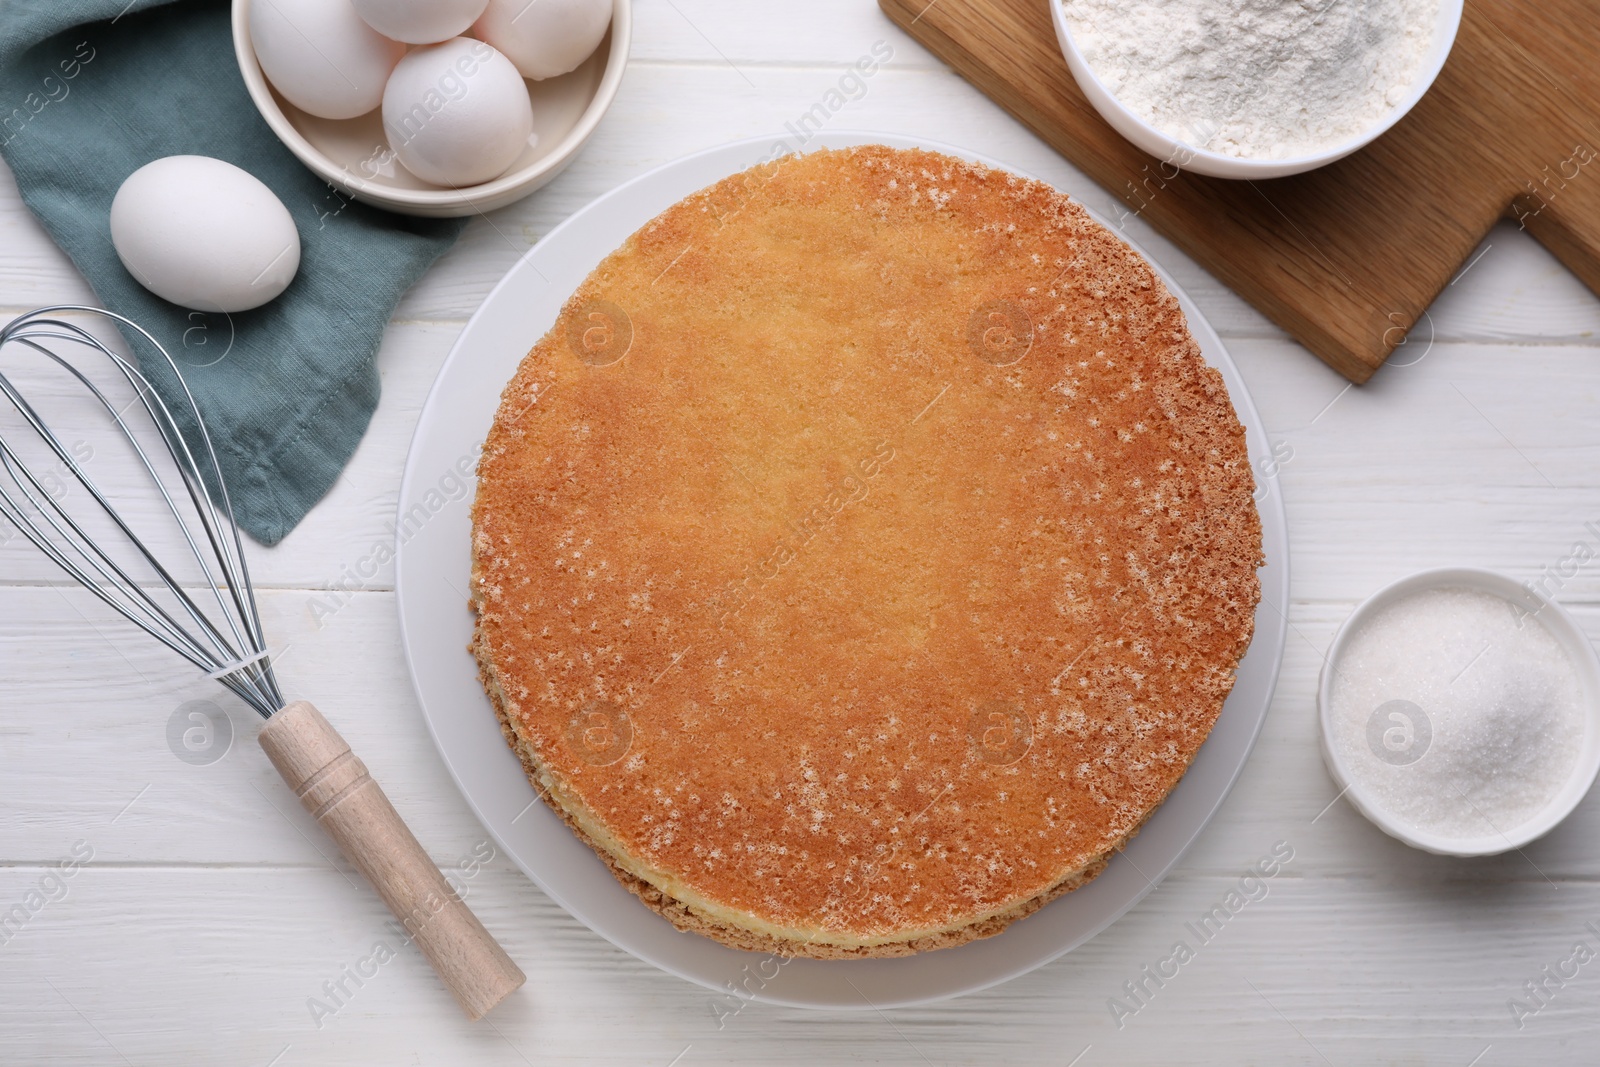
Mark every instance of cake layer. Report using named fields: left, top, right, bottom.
left=471, top=145, right=1262, bottom=956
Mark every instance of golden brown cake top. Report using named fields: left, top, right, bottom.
left=472, top=145, right=1261, bottom=944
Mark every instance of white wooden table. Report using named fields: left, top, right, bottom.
left=5, top=3, right=1599, bottom=1063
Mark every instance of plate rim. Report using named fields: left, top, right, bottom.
left=395, top=130, right=1290, bottom=1010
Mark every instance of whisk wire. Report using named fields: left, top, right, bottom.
left=0, top=349, right=232, bottom=653
left=0, top=306, right=284, bottom=718
left=0, top=399, right=279, bottom=718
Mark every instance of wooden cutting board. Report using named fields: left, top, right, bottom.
left=879, top=0, right=1600, bottom=382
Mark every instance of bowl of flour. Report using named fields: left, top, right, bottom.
left=1053, top=0, right=1463, bottom=178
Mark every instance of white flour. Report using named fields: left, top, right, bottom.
left=1061, top=0, right=1439, bottom=159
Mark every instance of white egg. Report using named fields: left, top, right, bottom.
left=110, top=157, right=301, bottom=314
left=249, top=0, right=404, bottom=120
left=350, top=0, right=489, bottom=45
left=472, top=0, right=611, bottom=80
left=382, top=39, right=533, bottom=187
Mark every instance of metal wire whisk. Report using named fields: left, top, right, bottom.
left=0, top=305, right=283, bottom=718
left=0, top=304, right=523, bottom=1019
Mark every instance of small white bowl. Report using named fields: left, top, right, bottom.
left=1318, top=567, right=1600, bottom=857
left=1050, top=0, right=1462, bottom=179
left=232, top=0, right=631, bottom=217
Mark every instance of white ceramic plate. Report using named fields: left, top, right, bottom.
left=395, top=132, right=1290, bottom=1009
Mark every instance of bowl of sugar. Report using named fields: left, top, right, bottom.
left=1051, top=0, right=1464, bottom=178
left=1319, top=568, right=1600, bottom=857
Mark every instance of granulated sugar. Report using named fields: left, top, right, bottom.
left=1061, top=0, right=1440, bottom=159
left=1328, top=587, right=1584, bottom=841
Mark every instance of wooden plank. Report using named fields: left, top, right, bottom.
left=0, top=865, right=1594, bottom=1063
left=878, top=0, right=1600, bottom=382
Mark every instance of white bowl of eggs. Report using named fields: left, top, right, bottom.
left=234, top=0, right=630, bottom=217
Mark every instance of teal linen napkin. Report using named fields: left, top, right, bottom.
left=0, top=0, right=468, bottom=544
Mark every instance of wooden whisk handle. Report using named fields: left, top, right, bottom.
left=257, top=700, right=525, bottom=1020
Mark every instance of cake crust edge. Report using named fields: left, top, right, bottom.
left=472, top=618, right=1120, bottom=959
